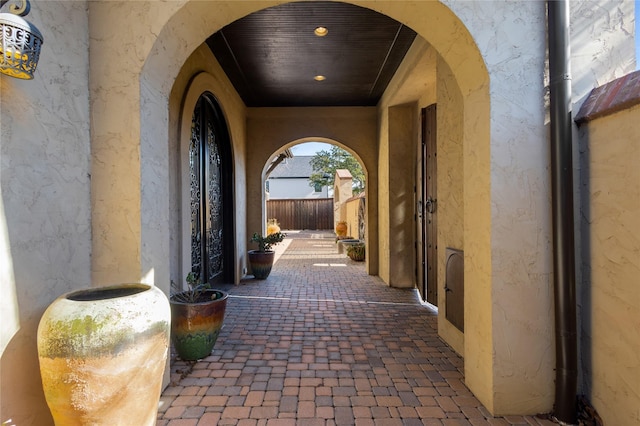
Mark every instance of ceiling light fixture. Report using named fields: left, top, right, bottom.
left=314, top=75, right=326, bottom=81
left=0, top=0, right=44, bottom=80
left=314, top=26, right=328, bottom=37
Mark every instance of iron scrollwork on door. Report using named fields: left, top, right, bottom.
left=206, top=119, right=223, bottom=281
left=190, top=107, right=203, bottom=278
left=190, top=95, right=225, bottom=283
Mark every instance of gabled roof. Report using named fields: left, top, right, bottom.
left=268, top=156, right=315, bottom=179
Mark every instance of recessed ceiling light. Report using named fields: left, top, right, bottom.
left=314, top=26, right=328, bottom=37
left=314, top=75, right=326, bottom=81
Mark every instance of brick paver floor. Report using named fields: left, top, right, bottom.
left=157, top=231, right=557, bottom=426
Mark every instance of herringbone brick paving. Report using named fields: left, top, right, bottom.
left=157, top=231, right=556, bottom=426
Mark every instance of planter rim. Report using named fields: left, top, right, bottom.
left=65, top=283, right=152, bottom=302
left=248, top=249, right=275, bottom=254
left=169, top=289, right=228, bottom=305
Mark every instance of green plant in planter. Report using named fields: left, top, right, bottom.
left=170, top=272, right=220, bottom=303
left=248, top=231, right=287, bottom=279
left=250, top=231, right=286, bottom=252
left=346, top=242, right=366, bottom=261
left=170, top=272, right=228, bottom=360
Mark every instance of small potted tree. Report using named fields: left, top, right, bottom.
left=248, top=231, right=286, bottom=279
left=170, top=272, right=228, bottom=361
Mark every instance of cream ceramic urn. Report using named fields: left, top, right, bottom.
left=37, top=283, right=170, bottom=425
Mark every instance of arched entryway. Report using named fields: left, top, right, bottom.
left=262, top=139, right=368, bottom=241
left=185, top=92, right=235, bottom=285
left=249, top=122, right=378, bottom=274
left=176, top=72, right=240, bottom=287
left=141, top=0, right=495, bottom=411
left=108, top=0, right=551, bottom=416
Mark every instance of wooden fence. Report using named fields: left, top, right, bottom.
left=267, top=198, right=334, bottom=230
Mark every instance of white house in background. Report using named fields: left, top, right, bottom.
left=266, top=156, right=329, bottom=199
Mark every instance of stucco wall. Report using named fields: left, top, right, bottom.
left=334, top=173, right=355, bottom=221
left=386, top=104, right=417, bottom=288
left=0, top=2, right=91, bottom=424
left=344, top=196, right=364, bottom=240
left=578, top=104, right=640, bottom=426
left=377, top=104, right=392, bottom=282
left=435, top=58, right=465, bottom=357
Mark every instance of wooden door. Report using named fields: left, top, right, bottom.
left=420, top=105, right=437, bottom=305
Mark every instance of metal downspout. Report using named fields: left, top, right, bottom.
left=547, top=1, right=578, bottom=424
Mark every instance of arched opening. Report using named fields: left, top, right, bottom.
left=130, top=0, right=551, bottom=416
left=137, top=0, right=496, bottom=411
left=139, top=2, right=489, bottom=296
left=262, top=140, right=367, bottom=235
left=182, top=92, right=235, bottom=286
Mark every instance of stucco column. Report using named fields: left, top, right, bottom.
left=90, top=3, right=144, bottom=285
left=89, top=2, right=181, bottom=287
left=385, top=104, right=416, bottom=288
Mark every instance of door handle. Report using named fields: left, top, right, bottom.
left=426, top=196, right=436, bottom=214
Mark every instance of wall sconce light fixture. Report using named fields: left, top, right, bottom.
left=0, top=0, right=43, bottom=79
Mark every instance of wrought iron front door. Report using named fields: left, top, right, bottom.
left=189, top=94, right=232, bottom=285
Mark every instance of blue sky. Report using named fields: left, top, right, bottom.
left=290, top=142, right=333, bottom=156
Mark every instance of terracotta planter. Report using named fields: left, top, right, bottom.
left=248, top=250, right=275, bottom=279
left=170, top=290, right=228, bottom=361
left=37, top=283, right=170, bottom=426
left=335, top=221, right=348, bottom=237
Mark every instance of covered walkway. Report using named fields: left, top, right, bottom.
left=157, top=231, right=554, bottom=425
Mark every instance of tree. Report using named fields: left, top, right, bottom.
left=308, top=146, right=365, bottom=194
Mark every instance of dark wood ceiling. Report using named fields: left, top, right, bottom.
left=206, top=2, right=417, bottom=107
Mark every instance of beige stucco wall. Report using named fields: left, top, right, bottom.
left=578, top=104, right=640, bottom=426
left=435, top=58, right=465, bottom=357
left=377, top=105, right=392, bottom=281
left=0, top=2, right=91, bottom=423
left=344, top=196, right=364, bottom=240
left=385, top=104, right=417, bottom=288
left=334, top=172, right=355, bottom=228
